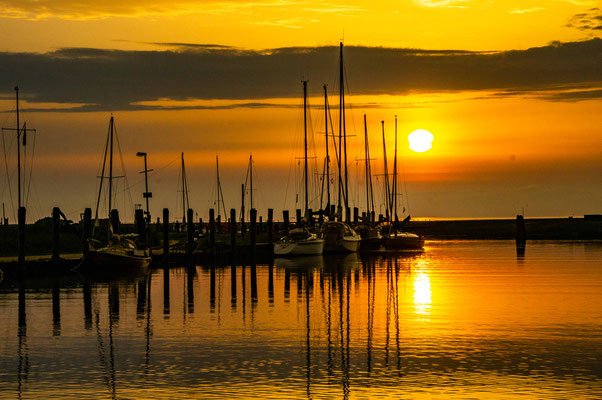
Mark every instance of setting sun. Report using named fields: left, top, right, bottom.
left=408, top=129, right=434, bottom=152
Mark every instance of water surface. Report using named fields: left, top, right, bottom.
left=1, top=241, right=601, bottom=399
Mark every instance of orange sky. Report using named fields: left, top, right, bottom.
left=0, top=0, right=601, bottom=221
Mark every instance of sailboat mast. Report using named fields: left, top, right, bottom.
left=181, top=152, right=186, bottom=224
left=339, top=42, right=349, bottom=214
left=393, top=115, right=398, bottom=222
left=249, top=155, right=253, bottom=211
left=15, top=87, right=21, bottom=209
left=323, top=84, right=330, bottom=213
left=363, top=114, right=371, bottom=217
left=108, top=116, right=114, bottom=219
left=303, top=80, right=309, bottom=215
left=381, top=121, right=391, bottom=221
left=216, top=155, right=221, bottom=218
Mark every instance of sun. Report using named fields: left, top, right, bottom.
left=408, top=129, right=434, bottom=152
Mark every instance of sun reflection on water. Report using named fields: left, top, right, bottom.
left=413, top=267, right=432, bottom=317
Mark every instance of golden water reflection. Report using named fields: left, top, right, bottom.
left=1, top=241, right=602, bottom=399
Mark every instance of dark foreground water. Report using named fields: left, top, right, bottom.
left=1, top=241, right=601, bottom=399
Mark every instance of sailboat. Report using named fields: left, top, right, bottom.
left=82, top=116, right=151, bottom=269
left=322, top=42, right=361, bottom=253
left=355, top=114, right=383, bottom=251
left=274, top=81, right=325, bottom=256
left=382, top=116, right=424, bottom=251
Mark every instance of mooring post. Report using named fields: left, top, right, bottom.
left=296, top=209, right=302, bottom=226
left=250, top=208, right=257, bottom=261
left=283, top=210, right=289, bottom=233
left=187, top=208, right=194, bottom=256
left=52, top=207, right=61, bottom=262
left=199, top=218, right=203, bottom=234
left=371, top=211, right=375, bottom=223
left=83, top=208, right=92, bottom=256
left=516, top=215, right=526, bottom=246
left=378, top=214, right=383, bottom=223
left=18, top=206, right=25, bottom=264
left=209, top=208, right=216, bottom=258
left=217, top=215, right=222, bottom=234
left=318, top=209, right=324, bottom=226
left=135, top=208, right=145, bottom=248
left=267, top=208, right=274, bottom=249
left=110, top=209, right=120, bottom=234
left=346, top=207, right=351, bottom=224
left=308, top=208, right=314, bottom=227
left=259, top=216, right=263, bottom=233
left=230, top=208, right=237, bottom=263
left=163, top=208, right=169, bottom=263
left=353, top=207, right=359, bottom=224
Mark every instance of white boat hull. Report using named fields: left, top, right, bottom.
left=274, top=239, right=325, bottom=256
left=324, top=237, right=361, bottom=253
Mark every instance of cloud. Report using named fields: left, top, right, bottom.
left=510, top=7, right=544, bottom=14
left=566, top=7, right=602, bottom=31
left=0, top=0, right=306, bottom=19
left=1, top=39, right=601, bottom=112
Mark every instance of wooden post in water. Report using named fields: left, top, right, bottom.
left=135, top=209, right=145, bottom=247
left=296, top=209, right=302, bottom=226
left=110, top=209, right=120, bottom=234
left=516, top=215, right=526, bottom=245
left=217, top=215, right=222, bottom=233
left=230, top=208, right=237, bottom=263
left=259, top=216, right=263, bottom=233
left=187, top=208, right=194, bottom=256
left=308, top=208, right=313, bottom=227
left=199, top=218, right=203, bottom=234
left=83, top=208, right=92, bottom=256
left=345, top=207, right=351, bottom=224
left=353, top=207, right=359, bottom=224
left=283, top=210, right=289, bottom=233
left=18, top=206, right=25, bottom=264
left=209, top=208, right=216, bottom=258
left=318, top=209, right=324, bottom=226
left=267, top=208, right=274, bottom=249
left=371, top=211, right=375, bottom=223
left=250, top=208, right=257, bottom=261
left=52, top=207, right=61, bottom=262
left=163, top=208, right=169, bottom=263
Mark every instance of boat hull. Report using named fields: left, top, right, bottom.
left=359, top=237, right=383, bottom=252
left=383, top=233, right=424, bottom=250
left=324, top=237, right=361, bottom=253
left=82, top=250, right=151, bottom=270
left=274, top=239, right=325, bottom=256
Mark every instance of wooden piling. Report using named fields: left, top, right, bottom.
left=283, top=210, right=290, bottom=233
left=267, top=208, right=274, bottom=248
left=346, top=207, right=351, bottom=224
left=163, top=208, right=169, bottom=263
left=217, top=215, right=222, bottom=233
left=516, top=215, right=526, bottom=246
left=209, top=208, right=216, bottom=258
left=296, top=209, right=302, bottom=226
left=308, top=208, right=313, bottom=227
left=230, top=208, right=237, bottom=262
left=83, top=208, right=92, bottom=256
left=135, top=208, right=145, bottom=247
left=52, top=207, right=61, bottom=262
left=353, top=207, right=359, bottom=224
left=187, top=208, right=194, bottom=256
left=110, top=209, right=120, bottom=234
left=250, top=208, right=257, bottom=260
left=199, top=218, right=203, bottom=234
left=18, top=206, right=25, bottom=264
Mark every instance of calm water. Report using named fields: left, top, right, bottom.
left=1, top=241, right=601, bottom=399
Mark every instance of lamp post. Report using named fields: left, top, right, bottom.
left=136, top=152, right=153, bottom=224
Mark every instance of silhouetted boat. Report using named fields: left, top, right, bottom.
left=274, top=227, right=325, bottom=256
left=322, top=221, right=361, bottom=253
left=79, top=116, right=150, bottom=270
left=275, top=81, right=325, bottom=256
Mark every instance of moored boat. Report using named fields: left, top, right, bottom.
left=84, top=234, right=150, bottom=269
left=274, top=227, right=325, bottom=256
left=383, top=231, right=424, bottom=250
left=322, top=221, right=361, bottom=253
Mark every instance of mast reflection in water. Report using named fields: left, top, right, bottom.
left=1, top=241, right=601, bottom=399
